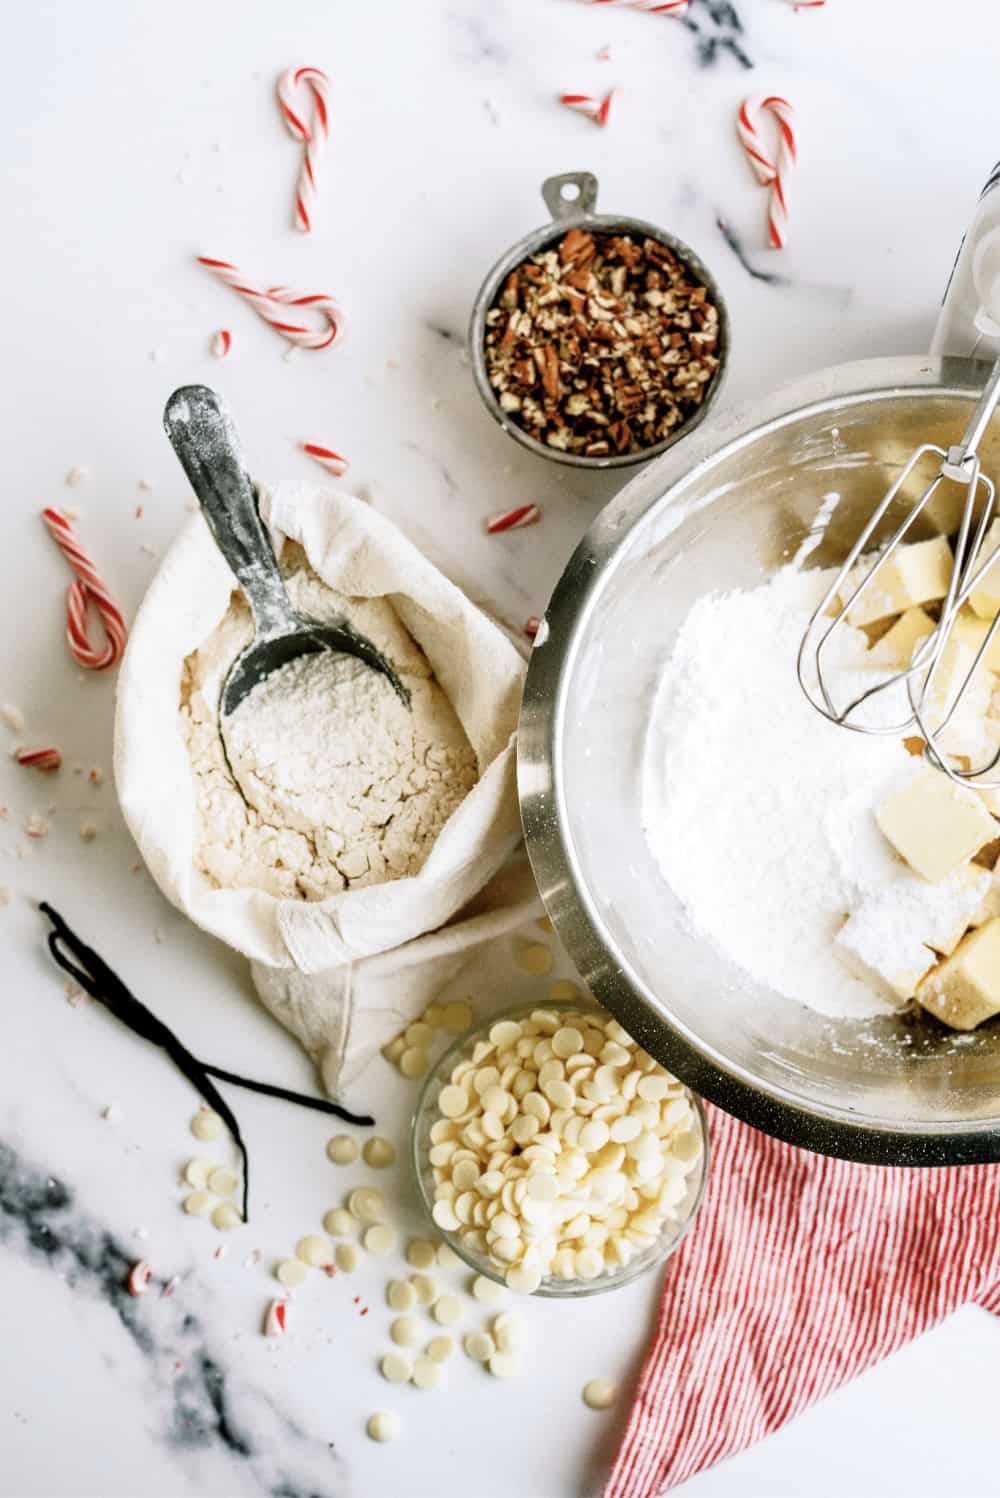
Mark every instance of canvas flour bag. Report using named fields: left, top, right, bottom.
left=115, top=482, right=541, bottom=1105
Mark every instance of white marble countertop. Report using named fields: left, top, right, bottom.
left=5, top=2, right=1000, bottom=1495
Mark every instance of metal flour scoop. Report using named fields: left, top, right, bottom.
left=163, top=385, right=410, bottom=738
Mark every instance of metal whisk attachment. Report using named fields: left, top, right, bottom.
left=797, top=358, right=1000, bottom=789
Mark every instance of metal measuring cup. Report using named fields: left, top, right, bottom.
left=468, top=171, right=732, bottom=471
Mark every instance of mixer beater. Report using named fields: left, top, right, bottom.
left=797, top=358, right=1000, bottom=788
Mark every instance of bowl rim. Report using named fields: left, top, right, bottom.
left=409, top=997, right=711, bottom=1297
left=517, top=352, right=1000, bottom=1166
left=467, top=171, right=731, bottom=472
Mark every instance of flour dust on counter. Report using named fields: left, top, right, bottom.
left=0, top=1142, right=350, bottom=1498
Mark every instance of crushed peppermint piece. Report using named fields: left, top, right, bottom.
left=89, top=767, right=105, bottom=786
left=264, top=1299, right=289, bottom=1337
left=65, top=465, right=90, bottom=486
left=211, top=329, right=232, bottom=358
left=137, top=478, right=154, bottom=492
left=15, top=747, right=62, bottom=773
left=1, top=704, right=25, bottom=733
left=0, top=886, right=12, bottom=907
left=79, top=820, right=99, bottom=842
left=25, top=813, right=49, bottom=838
left=65, top=981, right=87, bottom=1007
left=100, top=1103, right=121, bottom=1121
left=161, top=1275, right=180, bottom=1298
left=127, top=1261, right=153, bottom=1296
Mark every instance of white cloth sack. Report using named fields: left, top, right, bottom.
left=252, top=860, right=543, bottom=1107
left=115, top=483, right=528, bottom=998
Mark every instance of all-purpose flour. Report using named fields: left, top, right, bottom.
left=181, top=546, right=478, bottom=900
left=642, top=564, right=935, bottom=1020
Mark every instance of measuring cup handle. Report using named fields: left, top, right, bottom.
left=541, top=172, right=600, bottom=223
left=163, top=386, right=297, bottom=639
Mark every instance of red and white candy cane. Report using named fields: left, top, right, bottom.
left=197, top=258, right=347, bottom=352
left=15, top=747, right=62, bottom=772
left=736, top=94, right=797, bottom=249
left=41, top=509, right=127, bottom=671
left=575, top=0, right=688, bottom=14
left=302, top=441, right=349, bottom=478
left=276, top=66, right=331, bottom=234
left=559, top=89, right=619, bottom=128
left=127, top=1261, right=153, bottom=1297
left=485, top=505, right=541, bottom=534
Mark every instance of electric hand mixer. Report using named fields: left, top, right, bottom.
left=797, top=185, right=1000, bottom=790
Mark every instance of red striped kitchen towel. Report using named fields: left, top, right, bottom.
left=605, top=1103, right=1000, bottom=1497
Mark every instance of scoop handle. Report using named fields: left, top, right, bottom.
left=163, top=385, right=296, bottom=638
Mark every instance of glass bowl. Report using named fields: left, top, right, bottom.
left=411, top=999, right=710, bottom=1298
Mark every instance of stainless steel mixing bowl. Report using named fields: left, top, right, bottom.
left=518, top=353, right=1000, bottom=1165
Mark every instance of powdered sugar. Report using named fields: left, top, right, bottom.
left=642, top=563, right=978, bottom=1020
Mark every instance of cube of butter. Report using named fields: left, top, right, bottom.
left=869, top=606, right=935, bottom=669
left=875, top=770, right=998, bottom=882
left=949, top=605, right=1000, bottom=672
left=846, top=536, right=953, bottom=627
left=917, top=919, right=1000, bottom=1029
left=969, top=518, right=1000, bottom=621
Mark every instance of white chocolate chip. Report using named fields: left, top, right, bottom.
left=517, top=943, right=553, bottom=976
left=582, top=1378, right=618, bottom=1410
left=436, top=1241, right=462, bottom=1269
left=505, top=1264, right=541, bottom=1296
left=349, top=1187, right=386, bottom=1223
left=441, top=1002, right=473, bottom=1035
left=335, top=1242, right=359, bottom=1273
left=411, top=1357, right=441, bottom=1391
left=190, top=1110, right=223, bottom=1142
left=323, top=1207, right=358, bottom=1237
left=277, top=1258, right=309, bottom=1287
left=405, top=1022, right=435, bottom=1049
left=471, top=1274, right=506, bottom=1306
left=296, top=1235, right=334, bottom=1268
left=208, top=1167, right=239, bottom=1198
left=367, top=1411, right=400, bottom=1443
left=487, top=1351, right=520, bottom=1379
left=182, top=1190, right=213, bottom=1216
left=463, top=1330, right=496, bottom=1363
left=327, top=1135, right=359, bottom=1165
left=212, top=1202, right=242, bottom=1232
left=406, top=1238, right=437, bottom=1270
left=410, top=1273, right=436, bottom=1305
left=426, top=1335, right=455, bottom=1363
left=438, top=1085, right=469, bottom=1119
left=400, top=1047, right=429, bottom=1079
left=183, top=1158, right=212, bottom=1189
left=387, top=1278, right=416, bottom=1311
left=363, top=1136, right=397, bottom=1169
left=364, top=1224, right=397, bottom=1256
left=432, top=1294, right=464, bottom=1327
left=380, top=1353, right=412, bottom=1384
left=390, top=1316, right=422, bottom=1348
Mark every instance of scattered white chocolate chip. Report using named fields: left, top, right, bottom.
left=399, top=1046, right=429, bottom=1079
left=367, top=1411, right=400, bottom=1444
left=327, top=1134, right=358, bottom=1165
left=390, top=1316, right=422, bottom=1349
left=409, top=1273, right=436, bottom=1305
left=335, top=1242, right=359, bottom=1273
left=411, top=1357, right=441, bottom=1391
left=405, top=1022, right=435, bottom=1050
left=323, top=1207, right=358, bottom=1237
left=436, top=1241, right=462, bottom=1269
left=183, top=1158, right=212, bottom=1189
left=426, top=1335, right=455, bottom=1363
left=406, top=1238, right=437, bottom=1270
left=296, top=1234, right=334, bottom=1268
left=387, top=1279, right=416, bottom=1312
left=212, top=1202, right=242, bottom=1232
left=363, top=1137, right=396, bottom=1169
left=276, top=1258, right=309, bottom=1288
left=190, top=1110, right=224, bottom=1142
left=208, top=1167, right=239, bottom=1198
left=423, top=1004, right=444, bottom=1027
left=1, top=703, right=25, bottom=733
left=380, top=1353, right=412, bottom=1384
left=348, top=1187, right=386, bottom=1224
left=363, top=1224, right=397, bottom=1256
left=471, top=1274, right=506, bottom=1306
left=505, top=1265, right=542, bottom=1296
left=517, top=943, right=553, bottom=976
left=431, top=1294, right=464, bottom=1327
left=492, top=1311, right=524, bottom=1352
left=463, top=1330, right=495, bottom=1363
left=441, top=1002, right=473, bottom=1035
left=182, top=1190, right=213, bottom=1217
left=487, top=1351, right=520, bottom=1379
left=582, top=1378, right=618, bottom=1410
